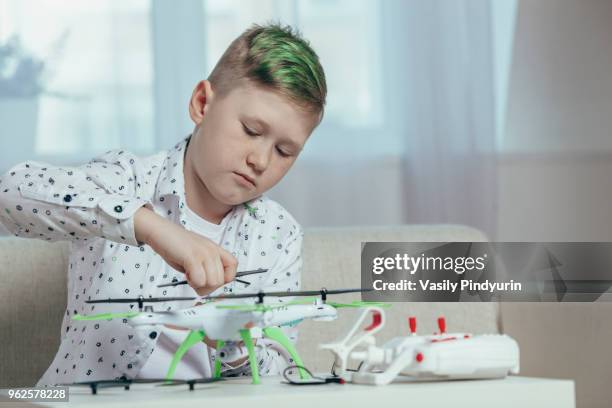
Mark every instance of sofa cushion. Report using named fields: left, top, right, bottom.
left=0, top=238, right=70, bottom=387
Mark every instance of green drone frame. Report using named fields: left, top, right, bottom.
left=165, top=326, right=310, bottom=384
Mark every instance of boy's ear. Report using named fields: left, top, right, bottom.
left=189, top=80, right=215, bottom=125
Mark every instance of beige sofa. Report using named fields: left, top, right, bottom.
left=0, top=225, right=609, bottom=407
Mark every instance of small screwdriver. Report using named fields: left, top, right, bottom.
left=157, top=268, right=268, bottom=288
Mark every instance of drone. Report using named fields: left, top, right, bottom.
left=73, top=283, right=388, bottom=385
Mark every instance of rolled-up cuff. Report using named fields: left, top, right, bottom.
left=98, top=196, right=151, bottom=246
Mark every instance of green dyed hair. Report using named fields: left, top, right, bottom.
left=208, top=23, right=327, bottom=117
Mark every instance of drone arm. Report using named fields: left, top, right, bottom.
left=165, top=329, right=206, bottom=381
left=239, top=329, right=260, bottom=384
left=262, top=326, right=310, bottom=380
left=213, top=340, right=225, bottom=378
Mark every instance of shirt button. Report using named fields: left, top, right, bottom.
left=114, top=205, right=123, bottom=213
left=149, top=331, right=158, bottom=339
left=63, top=194, right=72, bottom=203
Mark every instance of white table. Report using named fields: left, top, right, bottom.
left=1, top=376, right=575, bottom=408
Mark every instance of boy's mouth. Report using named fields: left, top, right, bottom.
left=233, top=171, right=257, bottom=188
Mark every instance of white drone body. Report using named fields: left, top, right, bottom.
left=126, top=298, right=337, bottom=364
left=320, top=307, right=520, bottom=385
left=128, top=297, right=338, bottom=341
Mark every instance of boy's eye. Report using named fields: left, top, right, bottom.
left=242, top=123, right=259, bottom=136
left=276, top=147, right=292, bottom=158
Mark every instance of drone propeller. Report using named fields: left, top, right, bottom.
left=82, top=288, right=374, bottom=313
left=85, top=295, right=199, bottom=311
left=285, top=297, right=320, bottom=305
left=214, top=297, right=317, bottom=312
left=214, top=304, right=272, bottom=312
left=327, top=300, right=391, bottom=308
left=204, top=287, right=373, bottom=303
left=214, top=298, right=389, bottom=312
left=85, top=296, right=197, bottom=304
left=73, top=311, right=141, bottom=321
left=69, top=377, right=223, bottom=394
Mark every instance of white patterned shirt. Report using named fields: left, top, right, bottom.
left=0, top=136, right=303, bottom=386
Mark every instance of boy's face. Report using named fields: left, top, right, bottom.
left=187, top=80, right=319, bottom=208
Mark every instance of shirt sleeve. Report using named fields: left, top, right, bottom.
left=0, top=150, right=155, bottom=246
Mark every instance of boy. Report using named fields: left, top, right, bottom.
left=0, top=23, right=326, bottom=385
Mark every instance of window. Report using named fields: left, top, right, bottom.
left=0, top=0, right=154, bottom=158
left=0, top=0, right=391, bottom=166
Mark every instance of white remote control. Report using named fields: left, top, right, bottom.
left=321, top=308, right=519, bottom=385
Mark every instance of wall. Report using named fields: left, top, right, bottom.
left=497, top=0, right=612, bottom=241
left=503, top=0, right=612, bottom=154
left=497, top=153, right=612, bottom=241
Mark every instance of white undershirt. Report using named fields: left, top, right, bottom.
left=136, top=205, right=229, bottom=380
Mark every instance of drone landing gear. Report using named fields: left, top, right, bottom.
left=166, top=329, right=206, bottom=382
left=239, top=329, right=260, bottom=384
left=262, top=327, right=310, bottom=381
left=238, top=327, right=312, bottom=384
left=213, top=339, right=225, bottom=379
left=166, top=327, right=312, bottom=385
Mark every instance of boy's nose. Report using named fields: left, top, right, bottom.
left=246, top=147, right=272, bottom=173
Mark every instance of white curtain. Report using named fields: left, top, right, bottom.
left=0, top=0, right=503, bottom=237
left=395, top=0, right=499, bottom=238
left=270, top=0, right=500, bottom=237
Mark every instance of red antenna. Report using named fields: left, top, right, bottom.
left=437, top=317, right=446, bottom=334
left=409, top=316, right=417, bottom=334
left=364, top=311, right=382, bottom=331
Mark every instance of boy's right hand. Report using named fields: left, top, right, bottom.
left=135, top=207, right=237, bottom=296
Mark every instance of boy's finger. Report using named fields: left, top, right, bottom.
left=203, top=257, right=222, bottom=288
left=211, top=256, right=225, bottom=288
left=216, top=256, right=226, bottom=287
left=186, top=261, right=206, bottom=289
left=219, top=248, right=238, bottom=282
